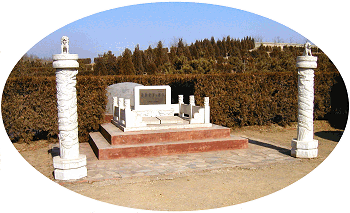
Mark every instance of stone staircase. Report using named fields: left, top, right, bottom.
left=89, top=122, right=248, bottom=160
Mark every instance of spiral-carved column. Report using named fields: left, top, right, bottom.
left=291, top=45, right=318, bottom=158
left=52, top=36, right=87, bottom=180
left=56, top=69, right=79, bottom=158
left=297, top=68, right=315, bottom=141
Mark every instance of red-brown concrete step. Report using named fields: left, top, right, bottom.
left=89, top=131, right=248, bottom=160
left=104, top=114, right=113, bottom=123
left=89, top=132, right=106, bottom=160
left=100, top=123, right=232, bottom=145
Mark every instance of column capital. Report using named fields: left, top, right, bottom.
left=296, top=56, right=317, bottom=69
left=53, top=54, right=79, bottom=69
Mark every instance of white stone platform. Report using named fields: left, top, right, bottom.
left=112, top=116, right=212, bottom=132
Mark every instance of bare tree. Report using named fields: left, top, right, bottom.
left=169, top=36, right=187, bottom=48
left=273, top=36, right=284, bottom=43
left=253, top=35, right=264, bottom=42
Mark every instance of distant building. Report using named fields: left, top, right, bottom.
left=252, top=42, right=318, bottom=51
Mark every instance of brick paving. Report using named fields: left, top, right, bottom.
left=53, top=136, right=299, bottom=183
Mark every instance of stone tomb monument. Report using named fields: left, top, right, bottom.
left=112, top=85, right=211, bottom=131
left=89, top=84, right=248, bottom=160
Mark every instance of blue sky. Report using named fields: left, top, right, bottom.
left=26, top=2, right=307, bottom=60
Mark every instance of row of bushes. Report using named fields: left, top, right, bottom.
left=1, top=72, right=346, bottom=143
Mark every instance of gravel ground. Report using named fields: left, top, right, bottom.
left=14, top=120, right=342, bottom=211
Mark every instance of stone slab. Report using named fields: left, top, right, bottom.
left=158, top=116, right=185, bottom=124
left=134, top=85, right=171, bottom=111
left=100, top=123, right=231, bottom=145
left=56, top=140, right=298, bottom=183
left=139, top=88, right=166, bottom=105
left=142, top=117, right=161, bottom=125
left=89, top=132, right=248, bottom=160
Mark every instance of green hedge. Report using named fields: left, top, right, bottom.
left=194, top=73, right=299, bottom=127
left=1, top=72, right=344, bottom=143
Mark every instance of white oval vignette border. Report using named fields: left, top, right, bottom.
left=0, top=1, right=349, bottom=213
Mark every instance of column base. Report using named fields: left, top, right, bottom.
left=54, top=166, right=87, bottom=181
left=291, top=139, right=318, bottom=158
left=53, top=154, right=87, bottom=180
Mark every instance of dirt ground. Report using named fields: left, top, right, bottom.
left=13, top=120, right=342, bottom=211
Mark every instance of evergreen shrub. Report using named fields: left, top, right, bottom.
left=1, top=72, right=343, bottom=143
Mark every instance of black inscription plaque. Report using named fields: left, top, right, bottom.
left=139, top=89, right=166, bottom=105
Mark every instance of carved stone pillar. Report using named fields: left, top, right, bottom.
left=113, top=96, right=119, bottom=121
left=118, top=98, right=125, bottom=125
left=291, top=42, right=318, bottom=158
left=178, top=95, right=184, bottom=117
left=124, top=99, right=132, bottom=127
left=189, top=95, right=195, bottom=119
left=189, top=95, right=195, bottom=106
left=52, top=36, right=87, bottom=180
left=204, top=97, right=210, bottom=124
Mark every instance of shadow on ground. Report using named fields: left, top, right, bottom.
left=48, top=146, right=60, bottom=157
left=248, top=139, right=291, bottom=156
left=315, top=131, right=343, bottom=142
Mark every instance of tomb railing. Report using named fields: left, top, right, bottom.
left=112, top=95, right=210, bottom=130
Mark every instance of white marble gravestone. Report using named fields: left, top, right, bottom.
left=106, top=82, right=143, bottom=114
left=291, top=42, right=318, bottom=158
left=52, top=36, right=87, bottom=180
